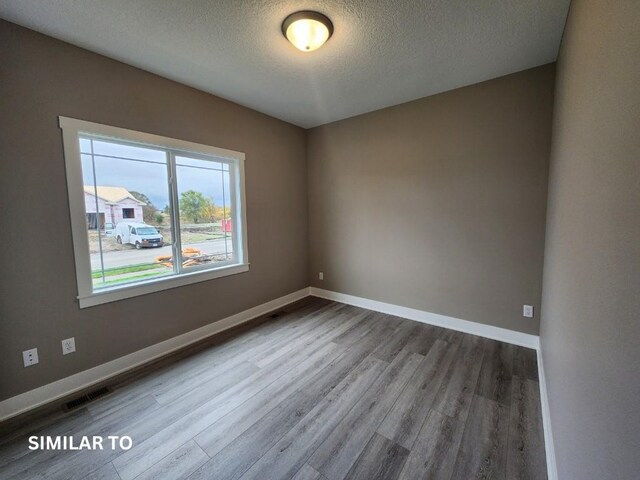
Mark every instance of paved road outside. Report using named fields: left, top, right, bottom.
left=91, top=238, right=232, bottom=270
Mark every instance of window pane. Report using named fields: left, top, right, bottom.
left=81, top=139, right=174, bottom=289
left=175, top=155, right=222, bottom=171
left=175, top=156, right=233, bottom=270
left=91, top=139, right=166, bottom=163
left=79, top=137, right=92, bottom=154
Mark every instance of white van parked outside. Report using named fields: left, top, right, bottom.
left=114, top=222, right=164, bottom=249
left=104, top=222, right=115, bottom=237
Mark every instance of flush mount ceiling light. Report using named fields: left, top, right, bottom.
left=282, top=11, right=334, bottom=52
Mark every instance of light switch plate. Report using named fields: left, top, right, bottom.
left=523, top=305, right=534, bottom=318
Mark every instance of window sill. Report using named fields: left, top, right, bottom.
left=78, top=263, right=249, bottom=308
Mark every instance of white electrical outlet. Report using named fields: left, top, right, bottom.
left=523, top=305, right=534, bottom=318
left=319, top=272, right=324, bottom=280
left=61, top=337, right=76, bottom=355
left=23, top=348, right=39, bottom=367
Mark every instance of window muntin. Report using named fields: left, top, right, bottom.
left=61, top=117, right=248, bottom=308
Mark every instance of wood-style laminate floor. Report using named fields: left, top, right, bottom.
left=0, top=297, right=547, bottom=480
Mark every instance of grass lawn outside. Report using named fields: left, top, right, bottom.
left=94, top=269, right=173, bottom=287
left=91, top=262, right=165, bottom=279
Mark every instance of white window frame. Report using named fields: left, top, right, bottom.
left=60, top=116, right=249, bottom=308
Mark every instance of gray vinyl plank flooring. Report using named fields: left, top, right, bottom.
left=513, top=346, right=540, bottom=381
left=193, top=319, right=385, bottom=460
left=397, top=409, right=466, bottom=480
left=0, top=408, right=92, bottom=468
left=86, top=301, right=324, bottom=420
left=377, top=339, right=458, bottom=450
left=245, top=303, right=346, bottom=368
left=83, top=462, right=121, bottom=480
left=403, top=323, right=439, bottom=356
left=0, top=297, right=547, bottom=480
left=344, top=433, right=409, bottom=480
left=190, top=350, right=387, bottom=480
left=252, top=306, right=369, bottom=369
left=1, top=394, right=162, bottom=480
left=134, top=440, right=208, bottom=480
left=291, top=464, right=325, bottom=480
left=437, top=327, right=464, bottom=345
left=191, top=342, right=347, bottom=459
left=114, top=342, right=344, bottom=480
left=475, top=339, right=514, bottom=406
left=308, top=350, right=422, bottom=480
left=153, top=360, right=259, bottom=406
left=237, top=356, right=388, bottom=480
left=369, top=320, right=419, bottom=362
left=430, top=333, right=485, bottom=422
left=331, top=311, right=384, bottom=346
left=450, top=394, right=510, bottom=480
left=507, top=376, right=547, bottom=480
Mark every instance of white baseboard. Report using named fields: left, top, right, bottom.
left=309, top=287, right=539, bottom=349
left=0, top=288, right=310, bottom=422
left=536, top=341, right=558, bottom=480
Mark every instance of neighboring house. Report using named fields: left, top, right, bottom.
left=84, top=186, right=145, bottom=229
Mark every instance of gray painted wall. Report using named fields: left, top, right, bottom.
left=308, top=65, right=555, bottom=335
left=540, top=1, right=640, bottom=478
left=0, top=20, right=309, bottom=401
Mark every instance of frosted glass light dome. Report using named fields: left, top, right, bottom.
left=282, top=11, right=334, bottom=52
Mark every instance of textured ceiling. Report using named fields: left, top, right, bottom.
left=0, top=1, right=570, bottom=128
